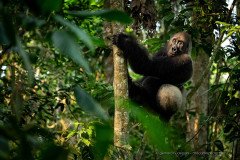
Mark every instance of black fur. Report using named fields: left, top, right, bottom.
left=112, top=33, right=193, bottom=120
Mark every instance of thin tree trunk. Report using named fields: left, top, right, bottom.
left=110, top=0, right=130, bottom=158
left=185, top=1, right=210, bottom=152
left=103, top=0, right=114, bottom=83
left=113, top=43, right=129, bottom=146
left=186, top=50, right=209, bottom=151
left=185, top=0, right=216, bottom=153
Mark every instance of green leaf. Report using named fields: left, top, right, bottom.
left=93, top=122, right=113, bottom=160
left=216, top=21, right=231, bottom=26
left=126, top=102, right=178, bottom=159
left=54, top=15, right=95, bottom=53
left=66, top=131, right=76, bottom=139
left=92, top=37, right=106, bottom=47
left=41, top=0, right=63, bottom=12
left=51, top=30, right=91, bottom=73
left=68, top=9, right=132, bottom=24
left=0, top=12, right=16, bottom=45
left=25, top=0, right=63, bottom=14
left=74, top=86, right=108, bottom=120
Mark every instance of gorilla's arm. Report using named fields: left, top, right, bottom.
left=113, top=34, right=192, bottom=84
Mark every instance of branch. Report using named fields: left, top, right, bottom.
left=187, top=0, right=237, bottom=100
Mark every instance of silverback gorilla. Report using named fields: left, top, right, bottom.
left=112, top=32, right=193, bottom=120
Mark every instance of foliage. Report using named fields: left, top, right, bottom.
left=126, top=102, right=191, bottom=159
left=0, top=0, right=128, bottom=159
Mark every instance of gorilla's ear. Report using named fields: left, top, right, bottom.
left=157, top=84, right=183, bottom=114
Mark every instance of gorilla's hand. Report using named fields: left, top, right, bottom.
left=112, top=33, right=135, bottom=51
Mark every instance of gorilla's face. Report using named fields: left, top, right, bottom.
left=167, top=32, right=191, bottom=57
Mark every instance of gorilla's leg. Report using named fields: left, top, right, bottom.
left=157, top=84, right=183, bottom=119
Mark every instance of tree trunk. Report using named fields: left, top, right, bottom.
left=103, top=0, right=114, bottom=83
left=186, top=1, right=211, bottom=153
left=186, top=50, right=209, bottom=152
left=109, top=0, right=130, bottom=158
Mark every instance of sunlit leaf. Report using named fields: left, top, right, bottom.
left=74, top=86, right=108, bottom=120
left=66, top=131, right=76, bottom=139
left=54, top=15, right=95, bottom=53
left=68, top=9, right=132, bottom=24
left=51, top=30, right=91, bottom=73
left=216, top=21, right=231, bottom=26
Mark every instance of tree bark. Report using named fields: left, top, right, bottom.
left=186, top=1, right=211, bottom=153
left=113, top=44, right=129, bottom=147
left=109, top=0, right=130, bottom=158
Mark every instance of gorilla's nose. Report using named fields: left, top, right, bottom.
left=172, top=47, right=178, bottom=53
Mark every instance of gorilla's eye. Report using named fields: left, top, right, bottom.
left=172, top=39, right=176, bottom=43
left=178, top=41, right=183, bottom=46
left=178, top=41, right=184, bottom=49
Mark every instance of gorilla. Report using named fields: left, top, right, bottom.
left=112, top=32, right=193, bottom=120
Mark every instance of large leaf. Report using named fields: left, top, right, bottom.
left=40, top=0, right=63, bottom=13
left=20, top=15, right=45, bottom=30
left=74, top=86, right=108, bottom=120
left=51, top=31, right=91, bottom=73
left=0, top=12, right=16, bottom=45
left=68, top=9, right=132, bottom=24
left=25, top=0, right=63, bottom=14
left=54, top=15, right=94, bottom=53
left=93, top=122, right=113, bottom=160
left=126, top=102, right=184, bottom=159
